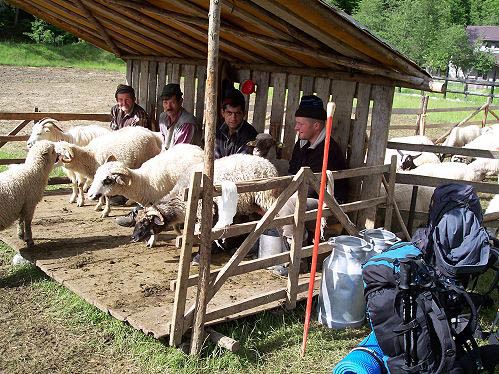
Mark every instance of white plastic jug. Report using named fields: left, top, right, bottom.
left=317, top=236, right=373, bottom=329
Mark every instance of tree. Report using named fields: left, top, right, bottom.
left=470, top=0, right=499, bottom=25
left=323, top=0, right=361, bottom=15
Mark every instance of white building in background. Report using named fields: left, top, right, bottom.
left=448, top=26, right=499, bottom=80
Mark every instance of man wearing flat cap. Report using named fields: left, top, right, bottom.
left=110, top=84, right=151, bottom=130
left=214, top=88, right=257, bottom=159
left=158, top=83, right=201, bottom=150
left=277, top=95, right=348, bottom=266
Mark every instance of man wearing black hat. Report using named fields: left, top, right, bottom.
left=110, top=84, right=151, bottom=130
left=277, top=95, right=348, bottom=266
left=214, top=88, right=257, bottom=159
left=158, top=83, right=201, bottom=150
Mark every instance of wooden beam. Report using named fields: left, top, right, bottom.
left=74, top=0, right=121, bottom=57
left=0, top=135, right=29, bottom=142
left=382, top=175, right=411, bottom=241
left=206, top=328, right=240, bottom=352
left=0, top=112, right=110, bottom=122
left=384, top=155, right=397, bottom=230
left=0, top=119, right=31, bottom=149
left=395, top=173, right=499, bottom=195
left=387, top=142, right=499, bottom=159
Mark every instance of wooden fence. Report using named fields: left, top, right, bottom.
left=169, top=160, right=402, bottom=347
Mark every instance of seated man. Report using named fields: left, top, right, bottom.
left=158, top=83, right=202, bottom=150
left=215, top=88, right=257, bottom=159
left=279, top=94, right=348, bottom=249
left=110, top=84, right=152, bottom=131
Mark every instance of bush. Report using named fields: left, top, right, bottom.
left=24, top=18, right=78, bottom=45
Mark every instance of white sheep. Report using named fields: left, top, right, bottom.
left=385, top=135, right=439, bottom=171
left=27, top=118, right=110, bottom=204
left=403, top=162, right=485, bottom=182
left=54, top=126, right=161, bottom=217
left=467, top=158, right=499, bottom=179
left=0, top=140, right=58, bottom=247
left=442, top=125, right=491, bottom=148
left=380, top=183, right=435, bottom=212
left=131, top=154, right=279, bottom=247
left=87, top=143, right=204, bottom=206
left=451, top=130, right=499, bottom=163
left=248, top=133, right=289, bottom=176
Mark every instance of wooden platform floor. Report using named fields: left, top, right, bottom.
left=1, top=190, right=317, bottom=339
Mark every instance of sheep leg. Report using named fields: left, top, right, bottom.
left=17, top=219, right=25, bottom=240
left=82, top=178, right=91, bottom=193
left=146, top=234, right=156, bottom=248
left=173, top=224, right=182, bottom=236
left=69, top=179, right=78, bottom=203
left=100, top=196, right=111, bottom=218
left=94, top=196, right=104, bottom=211
left=22, top=212, right=34, bottom=248
left=76, top=178, right=85, bottom=207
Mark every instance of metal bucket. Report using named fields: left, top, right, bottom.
left=317, top=236, right=373, bottom=329
left=258, top=228, right=285, bottom=259
left=359, top=228, right=400, bottom=255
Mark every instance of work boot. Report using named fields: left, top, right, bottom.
left=115, top=207, right=140, bottom=227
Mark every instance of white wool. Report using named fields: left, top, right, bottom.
left=214, top=181, right=238, bottom=229
left=12, top=253, right=31, bottom=266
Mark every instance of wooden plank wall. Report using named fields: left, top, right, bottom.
left=126, top=60, right=395, bottom=229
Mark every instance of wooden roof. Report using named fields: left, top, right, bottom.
left=9, top=0, right=440, bottom=91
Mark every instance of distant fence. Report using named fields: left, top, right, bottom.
left=432, top=74, right=499, bottom=99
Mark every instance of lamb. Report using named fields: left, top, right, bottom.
left=403, top=162, right=486, bottom=182
left=132, top=154, right=279, bottom=247
left=26, top=118, right=110, bottom=204
left=87, top=143, right=204, bottom=206
left=54, top=126, right=161, bottom=217
left=442, top=125, right=491, bottom=148
left=451, top=130, right=499, bottom=163
left=248, top=133, right=289, bottom=176
left=380, top=183, right=435, bottom=212
left=0, top=140, right=58, bottom=247
left=384, top=135, right=439, bottom=171
left=467, top=158, right=499, bottom=179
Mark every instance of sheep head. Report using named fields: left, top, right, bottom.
left=248, top=133, right=279, bottom=160
left=131, top=198, right=183, bottom=243
left=54, top=142, right=75, bottom=164
left=26, top=140, right=58, bottom=167
left=400, top=153, right=421, bottom=171
left=87, top=161, right=131, bottom=201
left=27, top=118, right=63, bottom=148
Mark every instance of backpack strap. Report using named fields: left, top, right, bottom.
left=419, top=291, right=456, bottom=374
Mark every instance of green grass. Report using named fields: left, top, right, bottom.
left=0, top=41, right=125, bottom=71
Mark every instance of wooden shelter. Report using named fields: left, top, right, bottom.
left=7, top=0, right=445, bottom=353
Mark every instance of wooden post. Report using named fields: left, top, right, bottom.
left=443, top=67, right=449, bottom=99
left=286, top=171, right=307, bottom=309
left=383, top=155, right=397, bottom=230
left=170, top=171, right=202, bottom=347
left=419, top=95, right=429, bottom=136
left=190, top=0, right=221, bottom=356
left=407, top=186, right=419, bottom=235
left=482, top=97, right=492, bottom=128
left=382, top=176, right=411, bottom=241
left=490, top=69, right=497, bottom=103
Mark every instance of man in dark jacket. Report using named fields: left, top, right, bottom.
left=279, top=95, right=348, bottom=244
left=214, top=88, right=257, bottom=159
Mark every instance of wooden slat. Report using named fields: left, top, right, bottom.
left=0, top=119, right=31, bottom=149
left=395, top=173, right=499, bottom=194
left=131, top=59, right=140, bottom=94
left=126, top=59, right=132, bottom=86
left=384, top=156, right=397, bottom=230
left=252, top=71, right=270, bottom=133
left=269, top=73, right=286, bottom=140
left=195, top=65, right=206, bottom=123
left=389, top=120, right=499, bottom=130
left=314, top=77, right=331, bottom=108
left=170, top=171, right=202, bottom=347
left=138, top=60, right=149, bottom=106
left=48, top=176, right=71, bottom=185
left=167, top=63, right=180, bottom=84
left=0, top=158, right=25, bottom=165
left=156, top=62, right=167, bottom=124
left=357, top=85, right=395, bottom=228
left=387, top=142, right=499, bottom=159
left=0, top=113, right=110, bottom=122
left=301, top=76, right=314, bottom=95
left=347, top=83, right=371, bottom=206
left=331, top=80, right=356, bottom=156
left=0, top=135, right=29, bottom=142
left=182, top=65, right=196, bottom=114
left=282, top=75, right=301, bottom=160
left=147, top=60, right=158, bottom=123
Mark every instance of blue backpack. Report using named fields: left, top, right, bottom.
left=362, top=242, right=459, bottom=374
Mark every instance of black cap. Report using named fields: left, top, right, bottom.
left=295, top=95, right=326, bottom=121
left=115, top=84, right=136, bottom=100
left=160, top=83, right=183, bottom=100
left=222, top=88, right=245, bottom=109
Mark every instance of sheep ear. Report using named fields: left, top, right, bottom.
left=115, top=173, right=131, bottom=186
left=106, top=155, right=117, bottom=163
left=146, top=208, right=164, bottom=225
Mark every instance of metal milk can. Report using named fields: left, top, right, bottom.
left=359, top=228, right=400, bottom=256
left=317, top=236, right=373, bottom=329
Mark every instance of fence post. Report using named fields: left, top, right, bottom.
left=419, top=95, right=429, bottom=136
left=443, top=67, right=449, bottom=99
left=482, top=97, right=492, bottom=128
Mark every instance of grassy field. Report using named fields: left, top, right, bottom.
left=0, top=41, right=125, bottom=71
